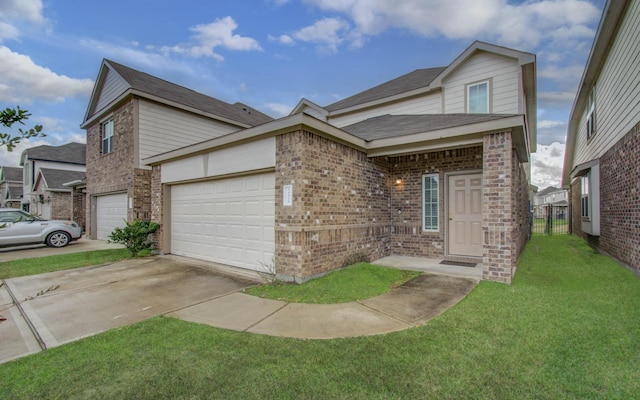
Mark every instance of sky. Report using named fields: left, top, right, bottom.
left=0, top=0, right=606, bottom=189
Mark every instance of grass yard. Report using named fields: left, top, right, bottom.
left=0, top=249, right=134, bottom=279
left=246, top=263, right=421, bottom=303
left=1, top=235, right=639, bottom=399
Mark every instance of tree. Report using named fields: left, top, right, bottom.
left=0, top=106, right=46, bottom=151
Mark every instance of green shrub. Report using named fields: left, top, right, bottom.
left=109, top=220, right=160, bottom=257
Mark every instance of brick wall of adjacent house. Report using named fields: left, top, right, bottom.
left=274, top=130, right=391, bottom=281
left=85, top=98, right=151, bottom=237
left=50, top=192, right=72, bottom=220
left=512, top=148, right=531, bottom=263
left=71, top=187, right=86, bottom=231
left=571, top=122, right=640, bottom=272
left=482, top=131, right=523, bottom=284
left=384, top=146, right=483, bottom=259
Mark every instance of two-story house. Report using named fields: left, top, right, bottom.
left=19, top=143, right=86, bottom=220
left=80, top=60, right=274, bottom=240
left=533, top=186, right=568, bottom=219
left=142, top=41, right=536, bottom=284
left=0, top=166, right=23, bottom=208
left=562, top=0, right=640, bottom=272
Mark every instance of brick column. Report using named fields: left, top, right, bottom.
left=482, top=131, right=515, bottom=283
left=150, top=164, right=163, bottom=252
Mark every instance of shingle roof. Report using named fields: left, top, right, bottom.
left=38, top=169, right=86, bottom=190
left=1, top=166, right=22, bottom=182
left=341, top=114, right=519, bottom=141
left=324, top=67, right=446, bottom=112
left=535, top=186, right=561, bottom=198
left=22, top=143, right=86, bottom=165
left=6, top=185, right=23, bottom=199
left=106, top=60, right=274, bottom=127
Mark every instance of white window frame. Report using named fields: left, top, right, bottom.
left=581, top=175, right=590, bottom=220
left=586, top=86, right=596, bottom=140
left=422, top=174, right=440, bottom=232
left=467, top=80, right=490, bottom=113
left=101, top=119, right=114, bottom=155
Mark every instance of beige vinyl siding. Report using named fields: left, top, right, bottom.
left=442, top=52, right=521, bottom=114
left=573, top=0, right=640, bottom=167
left=328, top=92, right=442, bottom=128
left=137, top=100, right=242, bottom=167
left=93, top=69, right=129, bottom=116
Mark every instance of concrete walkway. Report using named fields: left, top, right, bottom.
left=0, top=255, right=479, bottom=364
left=170, top=273, right=478, bottom=339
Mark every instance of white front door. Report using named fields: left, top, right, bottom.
left=448, top=174, right=483, bottom=257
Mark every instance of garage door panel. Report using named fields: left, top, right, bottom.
left=96, top=193, right=128, bottom=241
left=171, top=173, right=275, bottom=271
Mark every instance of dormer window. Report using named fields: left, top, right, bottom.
left=101, top=119, right=114, bottom=154
left=467, top=80, right=490, bottom=113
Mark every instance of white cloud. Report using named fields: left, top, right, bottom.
left=531, top=141, right=566, bottom=189
left=0, top=46, right=94, bottom=103
left=269, top=34, right=295, bottom=46
left=538, top=120, right=565, bottom=129
left=0, top=0, right=44, bottom=24
left=293, top=17, right=351, bottom=53
left=288, top=0, right=600, bottom=51
left=164, top=17, right=262, bottom=61
left=0, top=21, right=19, bottom=42
left=538, top=91, right=577, bottom=105
left=263, top=102, right=293, bottom=117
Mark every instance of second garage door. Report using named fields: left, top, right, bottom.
left=96, top=193, right=128, bottom=241
left=170, top=173, right=275, bottom=272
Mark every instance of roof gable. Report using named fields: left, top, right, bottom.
left=0, top=166, right=22, bottom=182
left=20, top=143, right=86, bottom=166
left=35, top=168, right=86, bottom=191
left=83, top=60, right=273, bottom=128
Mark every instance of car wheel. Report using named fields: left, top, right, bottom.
left=46, top=231, right=71, bottom=248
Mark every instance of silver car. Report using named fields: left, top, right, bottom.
left=0, top=208, right=82, bottom=248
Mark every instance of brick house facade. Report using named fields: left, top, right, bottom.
left=93, top=41, right=535, bottom=285
left=563, top=0, right=640, bottom=273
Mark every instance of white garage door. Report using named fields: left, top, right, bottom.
left=96, top=193, right=128, bottom=241
left=171, top=173, right=275, bottom=272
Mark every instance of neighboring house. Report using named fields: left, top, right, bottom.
left=533, top=186, right=568, bottom=219
left=562, top=0, right=640, bottom=272
left=141, top=40, right=536, bottom=284
left=31, top=168, right=86, bottom=220
left=19, top=143, right=86, bottom=215
left=0, top=166, right=23, bottom=208
left=80, top=60, right=274, bottom=240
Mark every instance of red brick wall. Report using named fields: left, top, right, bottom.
left=71, top=187, right=86, bottom=231
left=482, top=131, right=518, bottom=283
left=275, top=130, right=391, bottom=281
left=150, top=165, right=163, bottom=250
left=85, top=98, right=151, bottom=237
left=385, top=147, right=483, bottom=258
left=577, top=122, right=640, bottom=271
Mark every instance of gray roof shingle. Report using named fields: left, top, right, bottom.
left=1, top=166, right=22, bottom=182
left=6, top=185, right=23, bottom=199
left=38, top=169, right=86, bottom=190
left=22, top=143, right=86, bottom=165
left=106, top=60, right=274, bottom=127
left=341, top=114, right=519, bottom=141
left=325, top=67, right=446, bottom=112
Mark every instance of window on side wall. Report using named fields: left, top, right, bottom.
left=467, top=81, right=489, bottom=113
left=586, top=86, right=596, bottom=140
left=422, top=174, right=439, bottom=232
left=101, top=119, right=114, bottom=154
left=580, top=175, right=590, bottom=219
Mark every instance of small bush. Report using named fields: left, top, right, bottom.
left=109, top=220, right=160, bottom=257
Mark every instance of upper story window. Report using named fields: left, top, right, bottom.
left=586, top=86, right=596, bottom=140
left=467, top=81, right=489, bottom=113
left=101, top=119, right=114, bottom=154
left=422, top=174, right=440, bottom=232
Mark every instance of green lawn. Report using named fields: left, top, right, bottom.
left=1, top=235, right=639, bottom=399
left=246, top=263, right=421, bottom=303
left=0, top=249, right=134, bottom=279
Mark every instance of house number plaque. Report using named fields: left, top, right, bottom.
left=283, top=184, right=293, bottom=206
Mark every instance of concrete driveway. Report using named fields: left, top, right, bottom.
left=0, top=238, right=124, bottom=262
left=0, top=257, right=257, bottom=364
